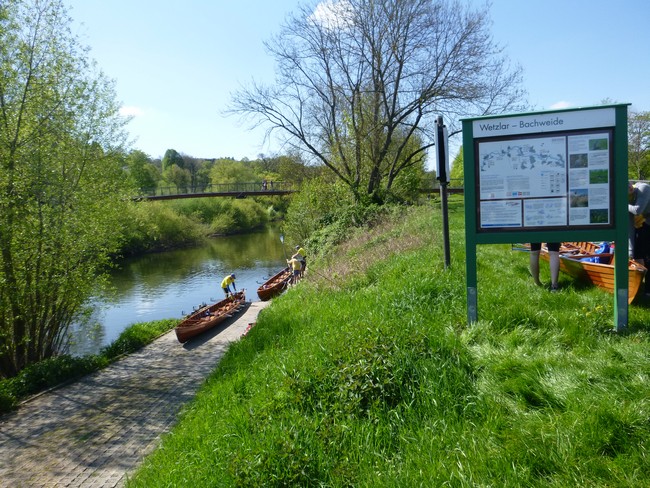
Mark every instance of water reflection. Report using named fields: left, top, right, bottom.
left=69, top=226, right=289, bottom=356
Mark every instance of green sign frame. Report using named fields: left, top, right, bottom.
left=461, top=104, right=630, bottom=331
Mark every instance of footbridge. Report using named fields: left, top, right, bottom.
left=134, top=181, right=296, bottom=201
left=134, top=180, right=463, bottom=201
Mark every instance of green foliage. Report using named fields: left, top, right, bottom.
left=306, top=203, right=388, bottom=258
left=161, top=148, right=184, bottom=172
left=100, top=319, right=177, bottom=360
left=119, top=201, right=207, bottom=255
left=628, top=110, right=650, bottom=179
left=282, top=176, right=354, bottom=247
left=210, top=158, right=258, bottom=184
left=0, top=0, right=130, bottom=377
left=0, top=355, right=107, bottom=412
left=207, top=199, right=269, bottom=235
left=125, top=150, right=160, bottom=191
left=449, top=146, right=464, bottom=187
left=118, top=197, right=277, bottom=255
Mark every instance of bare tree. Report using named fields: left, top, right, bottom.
left=230, top=0, right=526, bottom=202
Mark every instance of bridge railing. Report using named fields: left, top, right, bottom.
left=136, top=181, right=295, bottom=199
left=135, top=179, right=464, bottom=200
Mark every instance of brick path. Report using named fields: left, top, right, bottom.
left=0, top=299, right=270, bottom=487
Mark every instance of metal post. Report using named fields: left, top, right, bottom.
left=440, top=181, right=451, bottom=268
left=435, top=116, right=451, bottom=269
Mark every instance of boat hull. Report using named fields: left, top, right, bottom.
left=257, top=267, right=291, bottom=301
left=540, top=242, right=646, bottom=303
left=175, top=291, right=246, bottom=343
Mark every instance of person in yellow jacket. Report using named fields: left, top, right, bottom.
left=287, top=256, right=302, bottom=285
left=293, top=245, right=306, bottom=277
left=221, top=273, right=237, bottom=297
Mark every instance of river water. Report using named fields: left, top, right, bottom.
left=69, top=226, right=288, bottom=357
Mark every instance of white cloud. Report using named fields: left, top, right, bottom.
left=549, top=101, right=573, bottom=110
left=119, top=105, right=144, bottom=117
left=310, top=0, right=353, bottom=30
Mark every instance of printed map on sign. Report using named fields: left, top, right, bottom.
left=479, top=136, right=567, bottom=201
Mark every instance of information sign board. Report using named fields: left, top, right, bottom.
left=473, top=109, right=615, bottom=232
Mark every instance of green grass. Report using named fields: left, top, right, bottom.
left=120, top=201, right=648, bottom=486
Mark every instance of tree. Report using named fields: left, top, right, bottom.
left=628, top=110, right=650, bottom=180
left=230, top=0, right=525, bottom=203
left=161, top=148, right=184, bottom=173
left=125, top=150, right=160, bottom=192
left=0, top=0, right=130, bottom=377
left=167, top=164, right=191, bottom=192
left=209, top=158, right=257, bottom=185
left=449, top=146, right=464, bottom=187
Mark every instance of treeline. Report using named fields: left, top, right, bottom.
left=123, top=149, right=317, bottom=196
left=116, top=149, right=436, bottom=257
left=116, top=151, right=323, bottom=256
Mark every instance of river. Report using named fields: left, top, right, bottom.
left=68, top=226, right=289, bottom=357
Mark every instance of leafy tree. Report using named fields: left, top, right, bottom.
left=161, top=148, right=184, bottom=172
left=181, top=154, right=211, bottom=191
left=230, top=0, right=525, bottom=203
left=283, top=176, right=354, bottom=246
left=209, top=158, right=257, bottom=185
left=166, top=164, right=191, bottom=192
left=0, top=0, right=129, bottom=377
left=125, top=150, right=160, bottom=191
left=628, top=110, right=650, bottom=180
left=449, top=146, right=464, bottom=188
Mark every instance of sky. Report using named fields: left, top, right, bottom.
left=65, top=0, right=650, bottom=163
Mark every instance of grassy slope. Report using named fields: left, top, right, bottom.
left=128, top=199, right=650, bottom=487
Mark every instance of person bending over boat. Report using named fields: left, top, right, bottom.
left=529, top=242, right=560, bottom=291
left=293, top=245, right=306, bottom=277
left=221, top=273, right=237, bottom=297
left=287, top=256, right=302, bottom=285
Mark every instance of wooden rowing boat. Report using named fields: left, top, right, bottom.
left=540, top=242, right=646, bottom=303
left=175, top=290, right=246, bottom=343
left=257, top=267, right=292, bottom=301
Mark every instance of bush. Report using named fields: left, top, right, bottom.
left=120, top=201, right=207, bottom=255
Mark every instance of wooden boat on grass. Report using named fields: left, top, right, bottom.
left=257, top=267, right=292, bottom=301
left=175, top=290, right=246, bottom=343
left=540, top=242, right=646, bottom=303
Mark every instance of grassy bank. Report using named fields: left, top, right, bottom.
left=126, top=200, right=650, bottom=486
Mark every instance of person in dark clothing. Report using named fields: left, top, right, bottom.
left=529, top=242, right=560, bottom=291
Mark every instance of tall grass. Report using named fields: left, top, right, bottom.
left=128, top=200, right=650, bottom=487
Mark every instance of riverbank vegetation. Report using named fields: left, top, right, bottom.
left=126, top=201, right=650, bottom=487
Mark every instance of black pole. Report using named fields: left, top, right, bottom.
left=436, top=116, right=451, bottom=269
left=440, top=182, right=451, bottom=269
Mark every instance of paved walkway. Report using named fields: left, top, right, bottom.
left=0, top=299, right=270, bottom=488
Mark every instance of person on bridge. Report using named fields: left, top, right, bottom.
left=221, top=273, right=237, bottom=297
left=293, top=245, right=306, bottom=277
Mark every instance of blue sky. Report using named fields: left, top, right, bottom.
left=66, top=0, right=650, bottom=163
